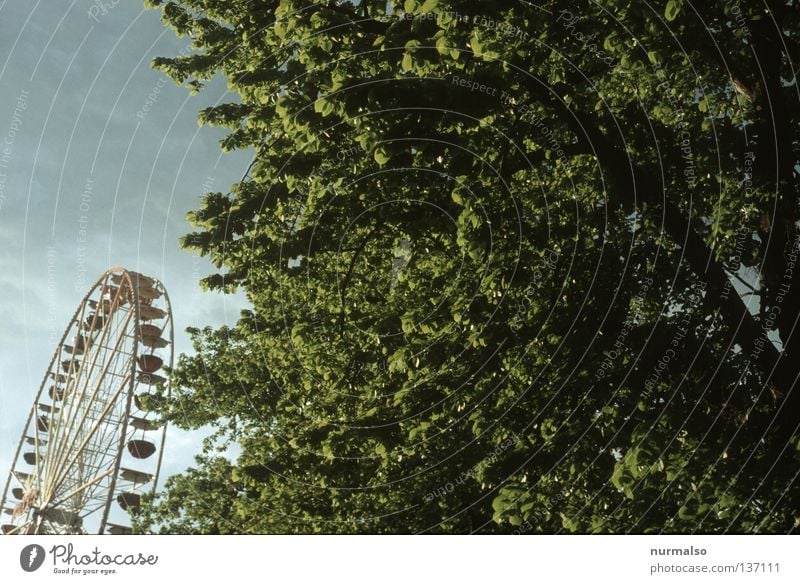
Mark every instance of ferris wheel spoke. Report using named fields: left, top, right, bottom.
left=74, top=336, right=141, bottom=502
left=55, top=356, right=130, bottom=488
left=77, top=497, right=114, bottom=520
left=43, top=304, right=135, bottom=501
left=2, top=519, right=33, bottom=535
left=47, top=466, right=115, bottom=512
left=48, top=369, right=132, bottom=502
left=78, top=411, right=132, bottom=498
left=40, top=279, right=126, bottom=497
left=52, top=281, right=128, bottom=456
left=54, top=413, right=129, bottom=507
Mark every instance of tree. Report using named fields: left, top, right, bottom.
left=133, top=0, right=800, bottom=533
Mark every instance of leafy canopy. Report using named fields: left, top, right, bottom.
left=133, top=0, right=800, bottom=533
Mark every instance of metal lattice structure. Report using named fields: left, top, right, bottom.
left=1, top=268, right=173, bottom=535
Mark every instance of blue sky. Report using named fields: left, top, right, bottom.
left=0, top=0, right=252, bottom=501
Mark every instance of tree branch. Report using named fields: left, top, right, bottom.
left=512, top=64, right=784, bottom=390
left=338, top=220, right=385, bottom=330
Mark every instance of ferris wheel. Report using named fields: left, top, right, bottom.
left=1, top=268, right=173, bottom=535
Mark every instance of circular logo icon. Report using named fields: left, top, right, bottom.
left=20, top=544, right=46, bottom=572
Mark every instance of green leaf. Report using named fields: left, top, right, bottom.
left=435, top=34, right=451, bottom=56
left=469, top=33, right=482, bottom=56
left=665, top=0, right=682, bottom=21
left=374, top=146, right=390, bottom=165
left=401, top=52, right=414, bottom=72
left=559, top=512, right=578, bottom=532
left=314, top=98, right=334, bottom=117
left=420, top=0, right=438, bottom=13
